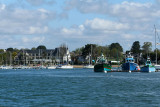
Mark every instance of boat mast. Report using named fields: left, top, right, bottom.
left=154, top=25, right=157, bottom=65
left=66, top=45, right=68, bottom=65
left=91, top=44, right=92, bottom=65
left=23, top=49, right=25, bottom=65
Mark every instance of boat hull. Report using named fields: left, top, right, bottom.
left=155, top=65, right=160, bottom=71
left=56, top=65, right=73, bottom=69
left=122, top=62, right=140, bottom=72
left=94, top=64, right=111, bottom=72
left=141, top=66, right=155, bottom=72
left=47, top=66, right=56, bottom=69
left=83, top=65, right=94, bottom=69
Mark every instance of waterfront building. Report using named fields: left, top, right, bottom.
left=14, top=47, right=72, bottom=66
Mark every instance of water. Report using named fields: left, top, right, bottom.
left=0, top=69, right=160, bottom=106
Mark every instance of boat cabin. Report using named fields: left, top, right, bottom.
left=126, top=58, right=134, bottom=63
left=96, top=54, right=107, bottom=64
left=125, top=53, right=135, bottom=63
left=146, top=57, right=152, bottom=66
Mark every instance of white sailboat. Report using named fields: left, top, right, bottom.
left=56, top=65, right=73, bottom=69
left=0, top=66, right=13, bottom=69
left=83, top=54, right=94, bottom=68
left=154, top=25, right=160, bottom=71
left=47, top=66, right=56, bottom=69
left=0, top=52, right=13, bottom=69
left=47, top=50, right=56, bottom=69
left=56, top=46, right=73, bottom=69
left=83, top=64, right=94, bottom=69
left=83, top=45, right=94, bottom=69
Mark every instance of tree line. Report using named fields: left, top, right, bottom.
left=71, top=41, right=157, bottom=65
left=0, top=45, right=47, bottom=65
left=0, top=41, right=159, bottom=65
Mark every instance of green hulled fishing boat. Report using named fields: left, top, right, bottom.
left=141, top=57, right=155, bottom=73
left=94, top=53, right=112, bottom=73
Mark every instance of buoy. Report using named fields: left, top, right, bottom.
left=129, top=70, right=131, bottom=73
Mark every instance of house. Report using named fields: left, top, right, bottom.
left=14, top=47, right=72, bottom=65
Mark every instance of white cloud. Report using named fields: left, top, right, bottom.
left=109, top=1, right=154, bottom=22
left=66, top=0, right=108, bottom=14
left=29, top=26, right=48, bottom=34
left=58, top=18, right=130, bottom=42
left=0, top=0, right=159, bottom=51
left=21, top=36, right=46, bottom=47
left=65, top=0, right=159, bottom=23
left=0, top=4, right=5, bottom=10
left=62, top=0, right=159, bottom=50
left=61, top=25, right=84, bottom=36
left=0, top=5, right=56, bottom=35
left=84, top=18, right=129, bottom=31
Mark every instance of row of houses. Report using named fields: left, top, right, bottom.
left=14, top=47, right=72, bottom=65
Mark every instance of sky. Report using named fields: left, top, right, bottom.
left=0, top=0, right=160, bottom=51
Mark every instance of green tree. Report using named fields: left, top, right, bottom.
left=74, top=47, right=84, bottom=55
left=12, top=52, right=18, bottom=59
left=7, top=48, right=13, bottom=52
left=31, top=47, right=36, bottom=50
left=82, top=44, right=97, bottom=58
left=142, top=42, right=152, bottom=54
left=109, top=43, right=123, bottom=52
left=37, top=45, right=47, bottom=50
left=59, top=44, right=68, bottom=57
left=131, top=41, right=141, bottom=54
left=110, top=48, right=118, bottom=58
left=0, top=49, right=4, bottom=53
left=108, top=43, right=123, bottom=60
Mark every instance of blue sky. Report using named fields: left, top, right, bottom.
left=0, top=0, right=160, bottom=51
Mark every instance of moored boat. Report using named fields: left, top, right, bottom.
left=83, top=65, right=94, bottom=69
left=122, top=52, right=140, bottom=72
left=141, top=57, right=155, bottom=72
left=94, top=53, right=111, bottom=72
left=83, top=44, right=94, bottom=69
left=47, top=66, right=56, bottom=69
left=155, top=65, right=160, bottom=71
left=56, top=64, right=73, bottom=69
left=0, top=66, right=13, bottom=69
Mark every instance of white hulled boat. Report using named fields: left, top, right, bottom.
left=83, top=45, right=94, bottom=69
left=56, top=64, right=73, bottom=69
left=47, top=66, right=56, bottom=69
left=0, top=66, right=13, bottom=69
left=154, top=25, right=160, bottom=71
left=83, top=65, right=94, bottom=69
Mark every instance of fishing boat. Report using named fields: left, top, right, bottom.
left=94, top=53, right=111, bottom=73
left=141, top=57, right=155, bottom=72
left=122, top=52, right=140, bottom=72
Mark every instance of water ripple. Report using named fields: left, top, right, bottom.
left=0, top=69, right=160, bottom=106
